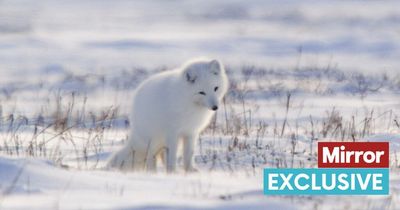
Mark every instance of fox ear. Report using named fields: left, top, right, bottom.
left=185, top=67, right=197, bottom=84
left=209, top=59, right=221, bottom=75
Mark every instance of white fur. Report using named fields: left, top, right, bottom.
left=107, top=58, right=228, bottom=172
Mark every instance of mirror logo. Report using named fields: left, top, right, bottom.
left=264, top=142, right=389, bottom=195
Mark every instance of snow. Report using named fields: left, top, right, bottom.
left=0, top=156, right=295, bottom=210
left=1, top=0, right=400, bottom=74
left=1, top=0, right=400, bottom=209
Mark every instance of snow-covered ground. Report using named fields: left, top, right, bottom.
left=0, top=156, right=290, bottom=210
left=1, top=0, right=400, bottom=209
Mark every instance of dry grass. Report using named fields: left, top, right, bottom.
left=0, top=66, right=399, bottom=171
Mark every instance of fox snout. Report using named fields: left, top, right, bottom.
left=206, top=97, right=219, bottom=111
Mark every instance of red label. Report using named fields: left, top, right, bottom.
left=318, top=142, right=389, bottom=168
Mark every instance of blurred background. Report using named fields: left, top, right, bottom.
left=2, top=0, right=400, bottom=72
left=1, top=0, right=400, bottom=115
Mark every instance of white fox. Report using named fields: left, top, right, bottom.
left=107, top=58, right=229, bottom=172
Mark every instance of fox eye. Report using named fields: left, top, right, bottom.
left=214, top=86, right=219, bottom=92
left=199, top=91, right=206, bottom=95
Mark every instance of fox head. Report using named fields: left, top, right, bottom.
left=182, top=58, right=229, bottom=111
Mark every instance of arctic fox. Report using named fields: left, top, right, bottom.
left=107, top=58, right=228, bottom=172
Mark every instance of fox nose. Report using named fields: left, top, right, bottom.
left=211, top=105, right=218, bottom=111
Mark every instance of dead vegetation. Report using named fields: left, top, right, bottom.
left=0, top=66, right=399, bottom=171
